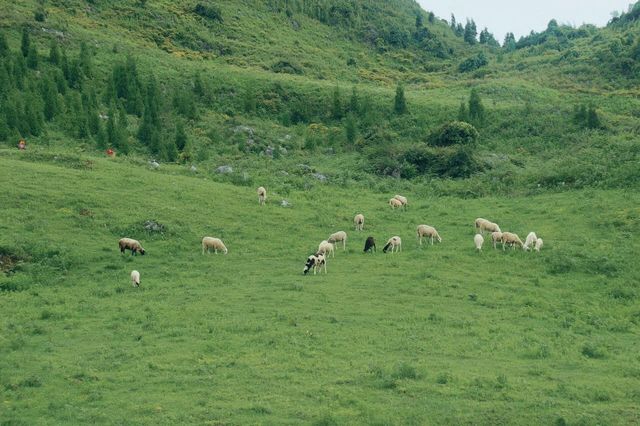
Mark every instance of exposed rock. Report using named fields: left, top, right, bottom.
left=143, top=220, right=165, bottom=233
left=216, top=165, right=233, bottom=174
left=233, top=125, right=255, bottom=137
left=312, top=173, right=327, bottom=182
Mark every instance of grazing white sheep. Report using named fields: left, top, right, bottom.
left=119, top=238, right=146, bottom=256
left=474, top=234, right=484, bottom=251
left=417, top=224, right=442, bottom=246
left=257, top=186, right=267, bottom=205
left=303, top=252, right=326, bottom=275
left=523, top=232, right=538, bottom=251
left=491, top=231, right=503, bottom=249
left=383, top=236, right=402, bottom=253
left=328, top=231, right=347, bottom=251
left=501, top=232, right=524, bottom=250
left=534, top=238, right=544, bottom=252
left=317, top=240, right=335, bottom=258
left=389, top=198, right=403, bottom=209
left=130, top=270, right=140, bottom=287
left=354, top=214, right=365, bottom=231
left=202, top=237, right=228, bottom=254
left=393, top=195, right=408, bottom=209
left=475, top=218, right=501, bottom=234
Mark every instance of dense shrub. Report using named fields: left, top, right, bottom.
left=459, top=52, right=488, bottom=72
left=271, top=60, right=304, bottom=75
left=428, top=121, right=479, bottom=147
left=194, top=3, right=223, bottom=22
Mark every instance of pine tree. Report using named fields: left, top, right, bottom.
left=243, top=89, right=257, bottom=114
left=163, top=139, right=178, bottom=162
left=193, top=72, right=205, bottom=98
left=79, top=41, right=92, bottom=78
left=586, top=106, right=601, bottom=129
left=450, top=14, right=457, bottom=32
left=464, top=20, right=477, bottom=45
left=0, top=61, right=11, bottom=97
left=0, top=32, right=9, bottom=57
left=331, top=86, right=342, bottom=120
left=574, top=104, right=587, bottom=125
left=349, top=86, right=359, bottom=113
left=175, top=121, right=187, bottom=151
left=95, top=121, right=107, bottom=149
left=3, top=93, right=21, bottom=132
left=503, top=33, right=516, bottom=52
left=138, top=75, right=162, bottom=154
left=106, top=102, right=117, bottom=147
left=67, top=59, right=83, bottom=89
left=61, top=49, right=69, bottom=81
left=21, top=26, right=30, bottom=57
left=41, top=76, right=59, bottom=121
left=49, top=40, right=61, bottom=65
left=26, top=45, right=38, bottom=69
left=24, top=93, right=44, bottom=136
left=13, top=53, right=27, bottom=89
left=0, top=115, right=10, bottom=142
left=458, top=101, right=469, bottom=122
left=344, top=113, right=357, bottom=145
left=468, top=89, right=485, bottom=124
left=394, top=83, right=407, bottom=115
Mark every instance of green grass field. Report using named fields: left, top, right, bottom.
left=1, top=149, right=639, bottom=424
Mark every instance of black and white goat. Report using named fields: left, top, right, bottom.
left=303, top=252, right=327, bottom=275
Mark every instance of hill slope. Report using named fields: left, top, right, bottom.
left=1, top=151, right=639, bottom=423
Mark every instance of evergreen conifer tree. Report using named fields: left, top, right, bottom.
left=464, top=20, right=478, bottom=45
left=49, top=40, right=60, bottom=65
left=394, top=83, right=407, bottom=115
left=349, top=86, right=359, bottom=113
left=468, top=89, right=485, bottom=124
left=26, top=45, right=38, bottom=69
left=175, top=121, right=187, bottom=151
left=332, top=86, right=342, bottom=120
left=21, top=26, right=30, bottom=57
left=79, top=41, right=92, bottom=78
left=345, top=113, right=357, bottom=145
left=458, top=101, right=469, bottom=122
left=41, top=76, right=59, bottom=121
left=0, top=32, right=9, bottom=57
left=587, top=106, right=601, bottom=129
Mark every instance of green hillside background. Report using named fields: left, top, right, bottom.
left=1, top=0, right=640, bottom=424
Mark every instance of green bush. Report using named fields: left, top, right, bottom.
left=459, top=52, right=488, bottom=72
left=428, top=121, right=479, bottom=147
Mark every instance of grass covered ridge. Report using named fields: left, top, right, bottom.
left=0, top=152, right=639, bottom=424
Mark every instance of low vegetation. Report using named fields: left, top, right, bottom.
left=0, top=0, right=639, bottom=423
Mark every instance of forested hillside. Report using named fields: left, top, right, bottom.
left=0, top=0, right=639, bottom=192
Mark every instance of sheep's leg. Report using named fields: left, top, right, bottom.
left=430, top=236, right=434, bottom=245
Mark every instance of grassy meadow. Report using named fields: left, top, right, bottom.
left=1, top=149, right=639, bottom=424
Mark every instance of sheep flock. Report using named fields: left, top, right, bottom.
left=118, top=187, right=545, bottom=285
